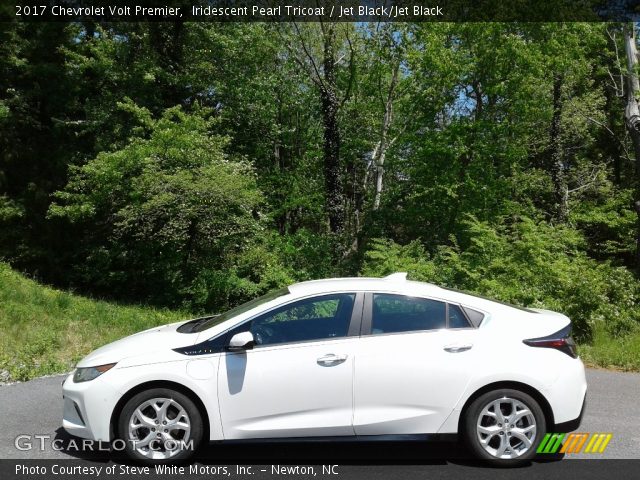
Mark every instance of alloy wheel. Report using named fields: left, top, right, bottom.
left=127, top=397, right=192, bottom=460
left=476, top=396, right=537, bottom=459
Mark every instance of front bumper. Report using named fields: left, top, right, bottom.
left=62, top=372, right=120, bottom=441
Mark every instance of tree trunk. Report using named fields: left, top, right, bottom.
left=623, top=24, right=640, bottom=269
left=320, top=26, right=344, bottom=236
left=372, top=62, right=400, bottom=211
left=548, top=74, right=569, bottom=223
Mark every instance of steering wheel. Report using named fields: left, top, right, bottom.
left=252, top=324, right=275, bottom=345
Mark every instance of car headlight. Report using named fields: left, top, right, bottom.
left=73, top=363, right=117, bottom=383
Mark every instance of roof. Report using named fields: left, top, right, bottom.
left=286, top=272, right=516, bottom=315
left=287, top=272, right=442, bottom=297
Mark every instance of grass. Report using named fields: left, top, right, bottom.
left=0, top=262, right=188, bottom=382
left=578, top=323, right=640, bottom=372
left=1, top=262, right=639, bottom=382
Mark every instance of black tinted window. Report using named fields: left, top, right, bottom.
left=448, top=304, right=471, bottom=328
left=247, top=293, right=356, bottom=346
left=462, top=306, right=485, bottom=327
left=371, top=294, right=446, bottom=334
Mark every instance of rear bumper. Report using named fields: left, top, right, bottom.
left=555, top=394, right=586, bottom=433
left=544, top=356, right=587, bottom=426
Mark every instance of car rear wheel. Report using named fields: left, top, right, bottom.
left=118, top=388, right=203, bottom=464
left=464, top=389, right=546, bottom=466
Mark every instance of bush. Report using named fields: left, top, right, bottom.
left=361, top=215, right=640, bottom=343
left=48, top=106, right=264, bottom=310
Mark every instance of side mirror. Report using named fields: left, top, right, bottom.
left=226, top=331, right=255, bottom=352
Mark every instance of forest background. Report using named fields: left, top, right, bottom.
left=2, top=21, right=640, bottom=380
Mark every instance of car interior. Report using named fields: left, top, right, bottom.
left=371, top=294, right=447, bottom=334
left=249, top=293, right=356, bottom=345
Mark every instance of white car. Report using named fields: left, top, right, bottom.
left=62, top=273, right=586, bottom=465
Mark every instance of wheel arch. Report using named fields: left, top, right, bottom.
left=457, top=381, right=555, bottom=433
left=109, top=380, right=211, bottom=442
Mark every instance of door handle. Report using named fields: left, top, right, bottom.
left=443, top=344, right=473, bottom=353
left=317, top=354, right=348, bottom=366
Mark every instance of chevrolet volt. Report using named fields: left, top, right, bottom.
left=62, top=273, right=586, bottom=465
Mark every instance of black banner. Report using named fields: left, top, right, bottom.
left=2, top=459, right=640, bottom=480
left=4, top=0, right=640, bottom=22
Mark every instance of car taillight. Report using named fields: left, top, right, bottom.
left=523, top=324, right=577, bottom=358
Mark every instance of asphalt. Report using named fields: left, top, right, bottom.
left=0, top=368, right=638, bottom=479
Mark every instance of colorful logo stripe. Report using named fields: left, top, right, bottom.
left=537, top=433, right=565, bottom=453
left=584, top=433, right=612, bottom=453
left=560, top=433, right=588, bottom=453
left=537, top=433, right=612, bottom=454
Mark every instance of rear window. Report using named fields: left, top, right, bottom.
left=448, top=304, right=471, bottom=328
left=372, top=294, right=446, bottom=334
left=440, top=286, right=539, bottom=314
left=461, top=306, right=485, bottom=327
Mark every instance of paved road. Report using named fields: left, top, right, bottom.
left=0, top=369, right=638, bottom=463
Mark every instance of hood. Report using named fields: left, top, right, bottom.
left=76, top=320, right=199, bottom=368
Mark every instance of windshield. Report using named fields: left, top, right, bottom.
left=191, top=287, right=290, bottom=333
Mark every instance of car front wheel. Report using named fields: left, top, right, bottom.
left=464, top=389, right=546, bottom=466
left=117, top=388, right=203, bottom=464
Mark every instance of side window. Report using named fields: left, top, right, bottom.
left=248, top=293, right=356, bottom=346
left=371, top=294, right=446, bottom=334
left=448, top=304, right=471, bottom=329
left=462, top=306, right=485, bottom=327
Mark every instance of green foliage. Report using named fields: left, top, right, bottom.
left=1, top=22, right=640, bottom=372
left=190, top=229, right=337, bottom=312
left=0, top=195, right=24, bottom=222
left=362, top=216, right=640, bottom=344
left=571, top=186, right=637, bottom=263
left=579, top=322, right=640, bottom=371
left=0, top=100, right=8, bottom=121
left=48, top=106, right=264, bottom=310
left=0, top=262, right=185, bottom=382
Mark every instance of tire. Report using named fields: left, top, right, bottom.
left=463, top=389, right=546, bottom=466
left=117, top=388, right=203, bottom=464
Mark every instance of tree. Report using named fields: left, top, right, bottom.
left=363, top=24, right=409, bottom=212
left=0, top=22, right=93, bottom=282
left=623, top=23, right=640, bottom=268
left=286, top=22, right=357, bottom=240
left=48, top=107, right=263, bottom=308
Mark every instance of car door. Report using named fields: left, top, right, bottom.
left=218, top=292, right=363, bottom=439
left=353, top=293, right=478, bottom=435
